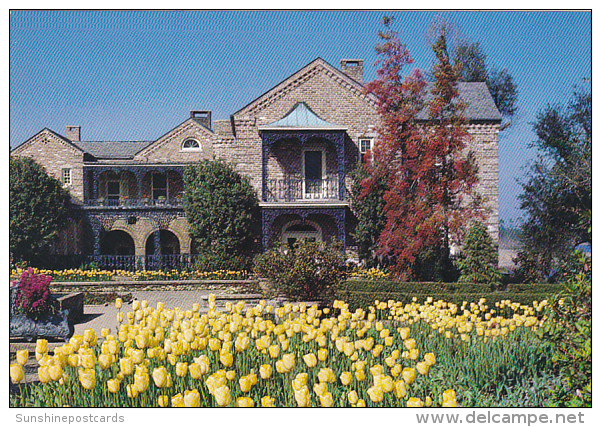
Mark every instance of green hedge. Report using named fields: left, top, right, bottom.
left=337, top=279, right=563, bottom=310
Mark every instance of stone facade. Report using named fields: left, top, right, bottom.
left=10, top=57, right=501, bottom=263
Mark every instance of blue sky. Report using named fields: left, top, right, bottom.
left=9, top=10, right=591, bottom=223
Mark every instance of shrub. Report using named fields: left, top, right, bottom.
left=10, top=157, right=72, bottom=264
left=536, top=253, right=591, bottom=406
left=254, top=240, right=347, bottom=302
left=12, top=268, right=56, bottom=319
left=193, top=250, right=251, bottom=273
left=458, top=221, right=502, bottom=285
left=184, top=160, right=260, bottom=257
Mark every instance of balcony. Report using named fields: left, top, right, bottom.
left=83, top=197, right=184, bottom=209
left=264, top=177, right=341, bottom=203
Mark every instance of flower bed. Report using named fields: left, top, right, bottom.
left=10, top=268, right=250, bottom=283
left=10, top=294, right=557, bottom=407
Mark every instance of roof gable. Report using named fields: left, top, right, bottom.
left=135, top=117, right=215, bottom=159
left=11, top=128, right=84, bottom=155
left=233, top=58, right=378, bottom=119
left=259, top=102, right=346, bottom=130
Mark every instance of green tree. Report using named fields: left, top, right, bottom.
left=517, top=86, right=591, bottom=281
left=458, top=221, right=502, bottom=284
left=453, top=41, right=517, bottom=118
left=349, top=164, right=387, bottom=266
left=183, top=159, right=260, bottom=258
left=10, top=156, right=71, bottom=264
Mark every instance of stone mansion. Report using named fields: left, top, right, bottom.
left=11, top=58, right=501, bottom=268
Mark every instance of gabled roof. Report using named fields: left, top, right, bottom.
left=259, top=102, right=347, bottom=131
left=10, top=128, right=85, bottom=155
left=233, top=57, right=378, bottom=119
left=73, top=140, right=153, bottom=159
left=418, top=82, right=502, bottom=121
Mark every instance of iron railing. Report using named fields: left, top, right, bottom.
left=89, top=254, right=195, bottom=271
left=84, top=198, right=184, bottom=208
left=265, top=177, right=340, bottom=202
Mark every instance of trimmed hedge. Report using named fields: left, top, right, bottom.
left=337, top=279, right=563, bottom=310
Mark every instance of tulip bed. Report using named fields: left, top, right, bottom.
left=10, top=295, right=555, bottom=407
left=10, top=268, right=250, bottom=282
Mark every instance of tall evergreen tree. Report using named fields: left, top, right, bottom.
left=10, top=156, right=72, bottom=264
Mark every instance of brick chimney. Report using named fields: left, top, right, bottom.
left=66, top=126, right=81, bottom=141
left=340, top=59, right=364, bottom=84
left=190, top=111, right=212, bottom=130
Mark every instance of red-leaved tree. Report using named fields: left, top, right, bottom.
left=362, top=19, right=479, bottom=279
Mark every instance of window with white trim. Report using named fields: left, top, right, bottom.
left=181, top=139, right=201, bottom=151
left=61, top=168, right=72, bottom=186
left=359, top=138, right=373, bottom=164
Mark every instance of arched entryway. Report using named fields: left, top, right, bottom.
left=145, top=230, right=181, bottom=255
left=282, top=220, right=322, bottom=248
left=99, top=230, right=135, bottom=255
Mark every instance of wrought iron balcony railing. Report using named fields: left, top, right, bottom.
left=83, top=198, right=184, bottom=208
left=265, top=177, right=340, bottom=202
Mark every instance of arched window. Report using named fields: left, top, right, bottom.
left=181, top=139, right=201, bottom=151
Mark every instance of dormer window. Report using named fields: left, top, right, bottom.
left=181, top=139, right=201, bottom=151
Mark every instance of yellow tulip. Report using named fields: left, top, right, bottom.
left=176, top=362, right=188, bottom=377
left=120, top=357, right=134, bottom=376
left=78, top=368, right=96, bottom=390
left=107, top=378, right=120, bottom=393
left=115, top=298, right=123, bottom=309
left=303, top=353, right=317, bottom=368
left=152, top=366, right=170, bottom=388
left=236, top=396, right=255, bottom=407
left=268, top=344, right=280, bottom=359
left=293, top=386, right=311, bottom=407
left=219, top=351, right=233, bottom=367
left=83, top=329, right=98, bottom=346
left=340, top=371, right=353, bottom=386
left=184, top=389, right=201, bottom=407
left=10, top=363, right=24, bottom=384
left=313, top=382, right=328, bottom=396
left=319, top=392, right=334, bottom=407
left=157, top=395, right=169, bottom=407
left=355, top=369, right=366, bottom=381
left=394, top=380, right=408, bottom=399
left=48, top=365, right=63, bottom=382
left=36, top=339, right=48, bottom=354
left=425, top=396, right=433, bottom=407
left=239, top=376, right=253, bottom=393
left=367, top=386, right=384, bottom=403
left=317, top=348, right=328, bottom=361
left=194, top=355, right=210, bottom=374
left=281, top=353, right=295, bottom=372
left=317, top=367, right=336, bottom=383
left=16, top=350, right=29, bottom=366
left=261, top=396, right=275, bottom=407
left=98, top=354, right=113, bottom=370
left=402, top=368, right=416, bottom=385
left=424, top=352, right=436, bottom=366
left=213, top=385, right=231, bottom=407
left=407, top=397, right=424, bottom=407
left=356, top=399, right=366, bottom=407
left=171, top=393, right=184, bottom=407
left=416, top=361, right=429, bottom=376
left=38, top=366, right=51, bottom=383
left=260, top=364, right=272, bottom=379
left=348, top=390, right=359, bottom=405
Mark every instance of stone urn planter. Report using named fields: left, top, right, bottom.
left=9, top=286, right=77, bottom=342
